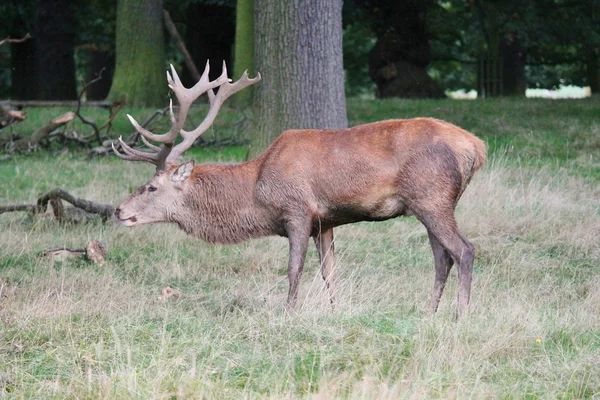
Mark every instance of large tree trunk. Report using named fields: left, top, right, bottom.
left=34, top=0, right=77, bottom=100
left=108, top=0, right=166, bottom=107
left=10, top=40, right=38, bottom=100
left=181, top=2, right=235, bottom=87
left=232, top=0, right=254, bottom=106
left=251, top=0, right=347, bottom=158
left=500, top=33, right=526, bottom=97
left=362, top=0, right=444, bottom=99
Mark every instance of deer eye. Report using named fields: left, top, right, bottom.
left=148, top=185, right=157, bottom=192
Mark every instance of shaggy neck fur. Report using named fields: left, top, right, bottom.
left=168, top=161, right=274, bottom=244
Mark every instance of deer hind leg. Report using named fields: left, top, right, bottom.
left=416, top=208, right=474, bottom=320
left=313, top=228, right=336, bottom=308
left=285, top=218, right=312, bottom=310
left=428, top=230, right=454, bottom=314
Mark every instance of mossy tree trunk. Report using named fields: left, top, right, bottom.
left=108, top=0, right=166, bottom=107
left=232, top=0, right=254, bottom=106
left=250, top=0, right=347, bottom=158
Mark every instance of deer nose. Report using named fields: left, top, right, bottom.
left=114, top=208, right=121, bottom=218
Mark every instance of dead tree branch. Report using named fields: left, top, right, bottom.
left=6, top=111, right=75, bottom=152
left=0, top=108, right=26, bottom=129
left=0, top=33, right=31, bottom=47
left=0, top=188, right=114, bottom=222
left=40, top=240, right=107, bottom=265
left=163, top=9, right=201, bottom=81
left=75, top=68, right=106, bottom=146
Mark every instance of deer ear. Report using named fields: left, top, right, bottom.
left=171, top=161, right=195, bottom=182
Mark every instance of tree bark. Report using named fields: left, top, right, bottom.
left=251, top=0, right=347, bottom=158
left=108, top=0, right=166, bottom=107
left=233, top=0, right=255, bottom=106
left=35, top=0, right=77, bottom=100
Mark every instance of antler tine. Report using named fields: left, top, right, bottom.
left=131, top=62, right=229, bottom=145
left=112, top=137, right=168, bottom=170
left=166, top=63, right=261, bottom=164
left=198, top=60, right=217, bottom=105
left=119, top=61, right=259, bottom=168
left=140, top=135, right=161, bottom=152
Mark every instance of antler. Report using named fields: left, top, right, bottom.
left=112, top=61, right=261, bottom=171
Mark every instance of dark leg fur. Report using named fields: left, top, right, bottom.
left=416, top=209, right=474, bottom=320
left=314, top=228, right=336, bottom=308
left=285, top=218, right=312, bottom=310
left=428, top=230, right=454, bottom=313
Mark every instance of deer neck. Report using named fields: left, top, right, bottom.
left=171, top=161, right=272, bottom=244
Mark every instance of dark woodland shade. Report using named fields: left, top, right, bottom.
left=10, top=40, right=38, bottom=100
left=359, top=0, right=445, bottom=98
left=35, top=0, right=78, bottom=100
left=181, top=2, right=235, bottom=87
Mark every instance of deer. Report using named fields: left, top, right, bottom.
left=113, top=61, right=486, bottom=319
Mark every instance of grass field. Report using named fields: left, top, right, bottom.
left=1, top=97, right=599, bottom=398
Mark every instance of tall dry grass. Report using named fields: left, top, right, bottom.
left=1, top=149, right=598, bottom=398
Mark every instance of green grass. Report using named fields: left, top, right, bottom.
left=0, top=97, right=599, bottom=398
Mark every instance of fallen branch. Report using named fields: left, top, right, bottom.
left=0, top=188, right=114, bottom=222
left=7, top=111, right=75, bottom=152
left=0, top=107, right=26, bottom=129
left=0, top=33, right=31, bottom=47
left=75, top=69, right=105, bottom=146
left=0, top=100, right=111, bottom=108
left=40, top=240, right=107, bottom=265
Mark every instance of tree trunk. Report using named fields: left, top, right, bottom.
left=233, top=0, right=254, bottom=106
left=108, top=0, right=166, bottom=107
left=181, top=2, right=235, bottom=87
left=500, top=33, right=526, bottom=97
left=34, top=0, right=77, bottom=100
left=362, top=0, right=444, bottom=99
left=10, top=39, right=38, bottom=100
left=251, top=0, right=347, bottom=158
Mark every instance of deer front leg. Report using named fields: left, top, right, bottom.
left=286, top=219, right=311, bottom=310
left=314, top=228, right=336, bottom=308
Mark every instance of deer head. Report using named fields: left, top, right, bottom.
left=113, top=61, right=260, bottom=226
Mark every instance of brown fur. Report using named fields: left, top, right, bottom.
left=116, top=118, right=486, bottom=318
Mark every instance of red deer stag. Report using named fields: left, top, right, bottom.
left=113, top=62, right=486, bottom=319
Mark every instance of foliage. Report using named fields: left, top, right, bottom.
left=342, top=23, right=375, bottom=96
